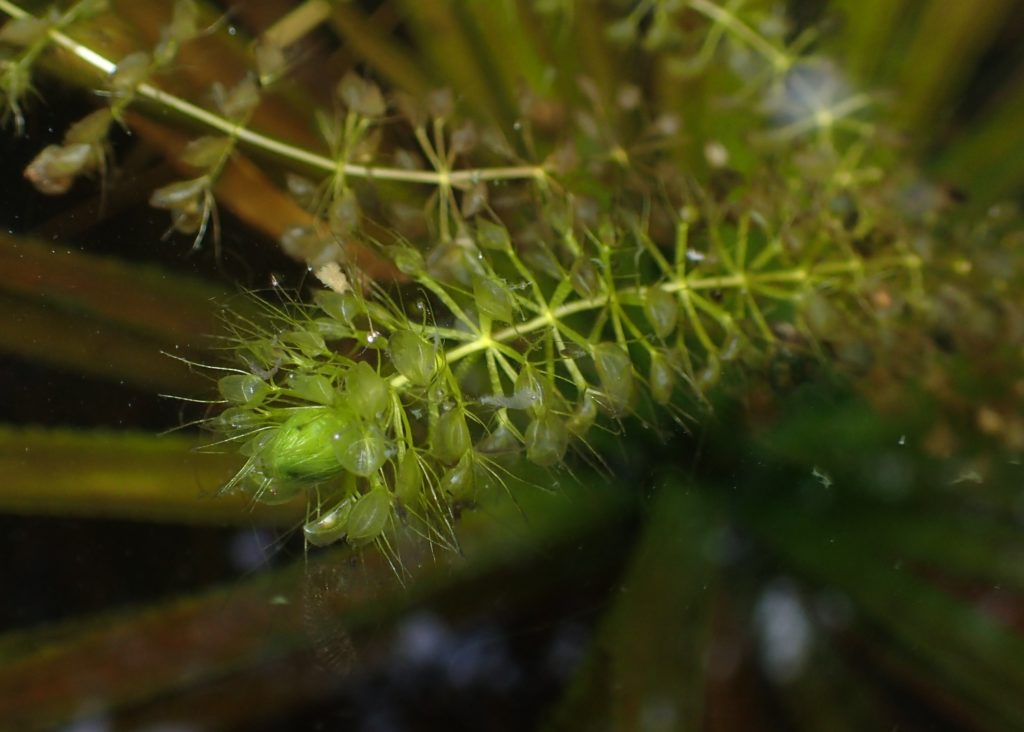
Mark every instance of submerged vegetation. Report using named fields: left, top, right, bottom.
left=0, top=0, right=1023, bottom=729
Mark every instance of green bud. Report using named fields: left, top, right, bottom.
left=525, top=414, right=570, bottom=466
left=433, top=407, right=471, bottom=464
left=390, top=331, right=437, bottom=386
left=263, top=408, right=345, bottom=483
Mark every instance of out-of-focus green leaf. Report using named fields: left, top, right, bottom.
left=545, top=481, right=716, bottom=731
left=0, top=475, right=632, bottom=731
left=0, top=426, right=301, bottom=524
left=0, top=232, right=224, bottom=391
left=932, top=69, right=1024, bottom=203
left=751, top=499, right=1024, bottom=731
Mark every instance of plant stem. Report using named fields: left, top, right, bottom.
left=0, top=0, right=546, bottom=186
left=387, top=252, right=923, bottom=390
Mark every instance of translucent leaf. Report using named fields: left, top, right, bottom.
left=337, top=72, right=386, bottom=118
left=23, top=144, right=93, bottom=195
left=394, top=453, right=423, bottom=506
left=328, top=189, right=361, bottom=237
left=475, top=424, right=521, bottom=461
left=804, top=292, right=843, bottom=339
left=149, top=178, right=206, bottom=210
left=346, top=487, right=391, bottom=545
left=250, top=476, right=304, bottom=506
left=345, top=361, right=390, bottom=417
left=254, top=42, right=287, bottom=86
left=64, top=109, right=113, bottom=145
left=332, top=423, right=388, bottom=477
left=433, top=408, right=471, bottom=464
left=218, top=374, right=271, bottom=406
left=0, top=16, right=49, bottom=46
left=110, top=51, right=151, bottom=96
left=285, top=173, right=318, bottom=208
left=314, top=289, right=364, bottom=325
left=461, top=182, right=488, bottom=218
left=521, top=243, right=563, bottom=281
left=180, top=136, right=232, bottom=169
left=450, top=121, right=478, bottom=155
left=208, top=407, right=266, bottom=434
left=213, top=75, right=260, bottom=120
left=280, top=330, right=326, bottom=359
left=390, top=246, right=426, bottom=277
left=473, top=275, right=514, bottom=323
left=649, top=353, right=677, bottom=405
left=286, top=373, right=335, bottom=406
left=605, top=17, right=636, bottom=45
left=513, top=368, right=546, bottom=413
left=696, top=353, right=721, bottom=392
left=303, top=496, right=354, bottom=547
left=570, top=258, right=601, bottom=298
left=644, top=287, right=678, bottom=339
left=167, top=0, right=199, bottom=42
left=593, top=342, right=634, bottom=415
left=389, top=331, right=437, bottom=386
left=239, top=430, right=274, bottom=458
left=567, top=391, right=598, bottom=434
left=440, top=453, right=475, bottom=501
left=279, top=225, right=324, bottom=261
left=476, top=219, right=512, bottom=251
left=393, top=90, right=426, bottom=127
left=426, top=87, right=454, bottom=119
left=525, top=414, right=569, bottom=467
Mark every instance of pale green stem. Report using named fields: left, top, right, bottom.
left=0, top=0, right=547, bottom=187
left=687, top=0, right=792, bottom=72
left=387, top=253, right=922, bottom=390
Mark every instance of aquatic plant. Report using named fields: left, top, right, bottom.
left=1, top=1, right=1023, bottom=728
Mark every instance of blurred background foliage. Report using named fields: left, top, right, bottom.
left=0, top=0, right=1022, bottom=730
